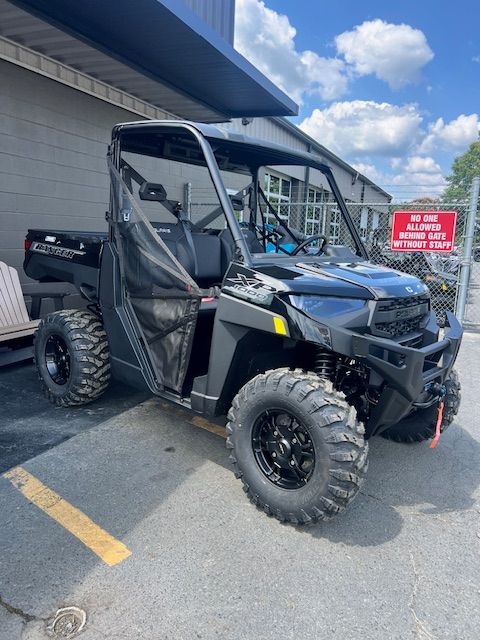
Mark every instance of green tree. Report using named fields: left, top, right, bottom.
left=409, top=196, right=441, bottom=205
left=442, top=140, right=480, bottom=203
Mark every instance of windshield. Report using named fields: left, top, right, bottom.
left=253, top=164, right=361, bottom=256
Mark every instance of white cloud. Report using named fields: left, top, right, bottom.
left=299, top=100, right=423, bottom=157
left=392, top=172, right=445, bottom=187
left=473, top=56, right=480, bottom=64
left=335, top=19, right=433, bottom=89
left=404, top=156, right=442, bottom=174
left=234, top=0, right=348, bottom=103
left=351, top=157, right=444, bottom=197
left=418, top=114, right=480, bottom=153
left=350, top=162, right=390, bottom=186
left=235, top=4, right=435, bottom=104
left=390, top=169, right=446, bottom=198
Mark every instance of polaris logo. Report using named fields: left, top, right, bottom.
left=31, top=242, right=85, bottom=260
left=395, top=304, right=427, bottom=319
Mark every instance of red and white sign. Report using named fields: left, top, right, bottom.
left=390, top=210, right=457, bottom=253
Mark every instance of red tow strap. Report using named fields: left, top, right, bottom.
left=429, top=401, right=444, bottom=449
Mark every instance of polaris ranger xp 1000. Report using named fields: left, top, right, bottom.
left=24, top=121, right=462, bottom=525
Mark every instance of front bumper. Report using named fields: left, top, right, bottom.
left=350, top=311, right=463, bottom=435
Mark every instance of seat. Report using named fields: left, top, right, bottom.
left=191, top=232, right=223, bottom=286
left=151, top=221, right=197, bottom=276
left=218, top=227, right=264, bottom=275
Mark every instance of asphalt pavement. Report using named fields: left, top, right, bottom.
left=0, top=334, right=479, bottom=640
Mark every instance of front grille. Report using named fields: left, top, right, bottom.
left=372, top=295, right=430, bottom=338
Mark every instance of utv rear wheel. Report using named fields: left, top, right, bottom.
left=34, top=309, right=110, bottom=407
left=226, top=369, right=368, bottom=525
left=380, top=369, right=460, bottom=443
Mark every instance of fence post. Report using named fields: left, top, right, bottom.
left=456, top=176, right=480, bottom=322
left=184, top=181, right=192, bottom=219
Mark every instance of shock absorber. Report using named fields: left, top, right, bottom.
left=314, top=349, right=336, bottom=379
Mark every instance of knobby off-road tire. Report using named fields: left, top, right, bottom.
left=226, top=368, right=368, bottom=525
left=380, top=369, right=460, bottom=443
left=34, top=309, right=110, bottom=407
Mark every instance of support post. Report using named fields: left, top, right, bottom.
left=184, top=182, right=192, bottom=219
left=456, top=176, right=480, bottom=323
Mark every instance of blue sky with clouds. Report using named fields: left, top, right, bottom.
left=234, top=0, right=480, bottom=200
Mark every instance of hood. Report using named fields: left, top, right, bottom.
left=252, top=257, right=429, bottom=300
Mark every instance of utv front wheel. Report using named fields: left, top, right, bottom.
left=380, top=369, right=460, bottom=443
left=226, top=369, right=368, bottom=525
left=35, top=309, right=110, bottom=407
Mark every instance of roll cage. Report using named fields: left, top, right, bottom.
left=109, top=120, right=368, bottom=262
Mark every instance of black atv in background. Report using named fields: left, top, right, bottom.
left=24, top=121, right=462, bottom=526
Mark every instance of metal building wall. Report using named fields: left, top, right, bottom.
left=181, top=0, right=235, bottom=43
left=0, top=59, right=171, bottom=281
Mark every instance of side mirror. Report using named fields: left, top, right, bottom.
left=139, top=181, right=167, bottom=202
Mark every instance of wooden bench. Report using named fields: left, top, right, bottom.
left=0, top=261, right=69, bottom=366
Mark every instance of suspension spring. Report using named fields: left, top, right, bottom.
left=314, top=349, right=336, bottom=379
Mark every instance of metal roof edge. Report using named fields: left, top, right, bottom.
left=7, top=0, right=298, bottom=120
left=160, top=0, right=299, bottom=117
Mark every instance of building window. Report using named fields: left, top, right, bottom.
left=304, top=187, right=326, bottom=236
left=329, top=206, right=341, bottom=244
left=264, top=171, right=292, bottom=224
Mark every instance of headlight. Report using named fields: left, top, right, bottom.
left=288, top=296, right=367, bottom=349
left=289, top=296, right=366, bottom=318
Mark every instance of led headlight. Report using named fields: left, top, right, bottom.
left=289, top=296, right=366, bottom=318
left=288, top=296, right=367, bottom=348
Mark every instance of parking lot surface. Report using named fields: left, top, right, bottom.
left=0, top=334, right=479, bottom=640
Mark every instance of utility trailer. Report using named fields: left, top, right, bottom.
left=24, top=121, right=462, bottom=525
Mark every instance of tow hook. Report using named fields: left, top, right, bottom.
left=413, top=382, right=446, bottom=409
left=428, top=382, right=447, bottom=449
left=412, top=381, right=447, bottom=448
left=430, top=401, right=445, bottom=449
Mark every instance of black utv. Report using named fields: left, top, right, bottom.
left=24, top=121, right=462, bottom=525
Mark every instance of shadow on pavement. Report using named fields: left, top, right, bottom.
left=0, top=361, right=150, bottom=474
left=306, top=420, right=480, bottom=547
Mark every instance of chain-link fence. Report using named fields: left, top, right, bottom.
left=190, top=178, right=480, bottom=330
left=286, top=196, right=480, bottom=329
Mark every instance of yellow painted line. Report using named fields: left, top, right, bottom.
left=190, top=415, right=227, bottom=439
left=4, top=467, right=131, bottom=566
left=159, top=401, right=227, bottom=439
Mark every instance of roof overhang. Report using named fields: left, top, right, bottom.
left=0, top=0, right=298, bottom=123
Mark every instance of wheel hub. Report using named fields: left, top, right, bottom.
left=252, top=410, right=315, bottom=490
left=45, top=334, right=71, bottom=385
left=277, top=438, right=291, bottom=458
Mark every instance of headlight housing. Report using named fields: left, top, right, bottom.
left=288, top=296, right=367, bottom=348
left=289, top=296, right=366, bottom=318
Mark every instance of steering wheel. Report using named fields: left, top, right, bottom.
left=292, top=234, right=328, bottom=256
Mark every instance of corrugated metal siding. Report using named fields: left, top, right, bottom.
left=0, top=59, right=170, bottom=281
left=181, top=0, right=235, bottom=43
left=221, top=118, right=307, bottom=152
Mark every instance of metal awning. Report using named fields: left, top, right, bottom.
left=0, top=0, right=298, bottom=122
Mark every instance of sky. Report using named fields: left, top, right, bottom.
left=234, top=0, right=480, bottom=201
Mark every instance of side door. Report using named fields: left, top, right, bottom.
left=99, top=148, right=201, bottom=394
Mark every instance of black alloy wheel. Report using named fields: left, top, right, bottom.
left=45, top=334, right=71, bottom=385
left=34, top=310, right=110, bottom=406
left=252, top=409, right=315, bottom=489
left=227, top=368, right=368, bottom=525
